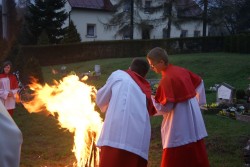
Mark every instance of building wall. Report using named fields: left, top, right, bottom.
left=66, top=0, right=204, bottom=42
left=70, top=10, right=117, bottom=41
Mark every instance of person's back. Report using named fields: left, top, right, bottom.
left=96, top=58, right=154, bottom=167
left=96, top=70, right=151, bottom=159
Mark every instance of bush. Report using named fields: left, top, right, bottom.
left=236, top=89, right=246, bottom=99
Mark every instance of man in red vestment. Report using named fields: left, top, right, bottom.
left=147, top=47, right=209, bottom=167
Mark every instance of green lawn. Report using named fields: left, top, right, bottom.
left=15, top=52, right=250, bottom=167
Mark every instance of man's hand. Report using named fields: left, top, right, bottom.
left=8, top=92, right=13, bottom=97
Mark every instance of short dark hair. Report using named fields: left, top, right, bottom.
left=130, top=58, right=149, bottom=78
left=147, top=47, right=169, bottom=65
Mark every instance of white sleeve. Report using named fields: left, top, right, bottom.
left=11, top=88, right=19, bottom=95
left=0, top=80, right=9, bottom=100
left=195, top=80, right=206, bottom=106
left=151, top=96, right=174, bottom=115
left=96, top=73, right=120, bottom=113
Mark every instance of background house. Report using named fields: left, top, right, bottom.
left=65, top=0, right=116, bottom=42
left=66, top=0, right=206, bottom=42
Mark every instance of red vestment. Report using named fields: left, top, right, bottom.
left=154, top=65, right=209, bottom=167
left=161, top=139, right=209, bottom=167
left=0, top=73, right=19, bottom=116
left=0, top=74, right=19, bottom=89
left=155, top=64, right=201, bottom=104
left=99, top=146, right=147, bottom=167
left=125, top=69, right=156, bottom=116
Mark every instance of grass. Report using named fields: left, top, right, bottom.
left=15, top=52, right=250, bottom=167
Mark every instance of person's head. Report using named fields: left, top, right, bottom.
left=146, top=47, right=169, bottom=73
left=129, top=58, right=149, bottom=78
left=2, top=61, right=13, bottom=74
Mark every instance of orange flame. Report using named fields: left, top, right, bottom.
left=23, top=75, right=103, bottom=167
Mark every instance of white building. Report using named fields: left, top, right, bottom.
left=65, top=0, right=204, bottom=42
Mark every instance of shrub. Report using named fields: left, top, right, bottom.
left=236, top=89, right=246, bottom=99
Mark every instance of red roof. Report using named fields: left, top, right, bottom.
left=68, top=0, right=114, bottom=11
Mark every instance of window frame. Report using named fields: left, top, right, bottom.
left=180, top=30, right=188, bottom=37
left=86, top=24, right=97, bottom=38
left=144, top=0, right=152, bottom=14
left=194, top=30, right=201, bottom=37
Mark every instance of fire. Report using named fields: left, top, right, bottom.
left=23, top=75, right=103, bottom=167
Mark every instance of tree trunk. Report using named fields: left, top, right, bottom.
left=166, top=2, right=173, bottom=38
left=202, top=0, right=208, bottom=36
left=130, top=0, right=134, bottom=39
left=2, top=0, right=8, bottom=40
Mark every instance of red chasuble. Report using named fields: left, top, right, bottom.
left=0, top=74, right=19, bottom=89
left=155, top=64, right=201, bottom=105
left=125, top=69, right=156, bottom=116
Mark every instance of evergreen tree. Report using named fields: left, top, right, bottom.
left=37, top=30, right=50, bottom=45
left=18, top=19, right=37, bottom=45
left=0, top=39, right=8, bottom=61
left=26, top=0, right=68, bottom=44
left=61, top=20, right=81, bottom=44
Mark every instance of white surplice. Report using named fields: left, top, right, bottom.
left=152, top=81, right=208, bottom=149
left=0, top=77, right=19, bottom=110
left=96, top=70, right=151, bottom=160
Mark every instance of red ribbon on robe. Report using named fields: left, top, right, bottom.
left=125, top=69, right=156, bottom=116
left=0, top=74, right=19, bottom=89
left=155, top=64, right=201, bottom=105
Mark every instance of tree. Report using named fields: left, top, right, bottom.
left=202, top=0, right=208, bottom=36
left=104, top=0, right=202, bottom=39
left=0, top=39, right=8, bottom=61
left=197, top=0, right=250, bottom=35
left=61, top=20, right=81, bottom=44
left=0, top=5, right=2, bottom=40
left=37, top=30, right=50, bottom=45
left=236, top=0, right=250, bottom=33
left=17, top=19, right=37, bottom=45
left=25, top=0, right=68, bottom=44
left=7, top=0, right=21, bottom=43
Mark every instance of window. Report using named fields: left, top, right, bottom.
left=86, top=24, right=96, bottom=37
left=144, top=1, right=151, bottom=13
left=123, top=1, right=130, bottom=12
left=123, top=30, right=130, bottom=40
left=180, top=30, right=188, bottom=37
left=194, top=30, right=200, bottom=37
left=163, top=28, right=168, bottom=38
left=163, top=3, right=170, bottom=16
